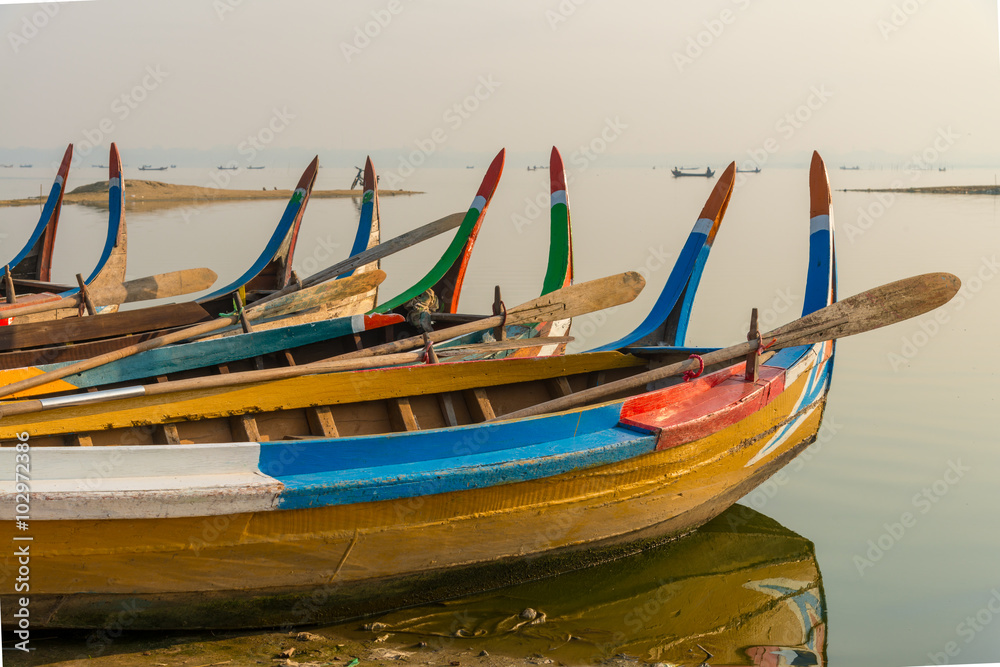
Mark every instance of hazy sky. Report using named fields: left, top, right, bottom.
left=1, top=0, right=998, bottom=166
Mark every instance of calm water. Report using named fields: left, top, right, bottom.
left=2, top=161, right=999, bottom=666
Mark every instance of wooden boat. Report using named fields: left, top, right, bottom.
left=0, top=153, right=884, bottom=630
left=0, top=144, right=128, bottom=321
left=1, top=144, right=73, bottom=287
left=671, top=166, right=715, bottom=178
left=350, top=505, right=826, bottom=666
left=0, top=150, right=569, bottom=395
left=138, top=165, right=168, bottom=171
left=736, top=165, right=761, bottom=173
left=0, top=156, right=327, bottom=364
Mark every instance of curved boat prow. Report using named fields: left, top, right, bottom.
left=374, top=148, right=505, bottom=314
left=591, top=161, right=736, bottom=351
left=4, top=143, right=73, bottom=285
left=55, top=144, right=128, bottom=309
left=327, top=156, right=382, bottom=316
left=540, top=145, right=573, bottom=295
left=198, top=157, right=319, bottom=303
left=763, top=151, right=838, bottom=371
left=502, top=146, right=575, bottom=359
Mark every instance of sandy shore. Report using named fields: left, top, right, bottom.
left=0, top=180, right=421, bottom=209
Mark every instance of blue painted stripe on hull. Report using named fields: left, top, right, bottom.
left=43, top=316, right=365, bottom=389
left=272, top=427, right=658, bottom=509
left=257, top=404, right=636, bottom=477
left=199, top=193, right=303, bottom=301
left=589, top=231, right=708, bottom=352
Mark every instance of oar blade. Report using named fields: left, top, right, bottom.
left=248, top=269, right=386, bottom=321
left=768, top=272, right=960, bottom=347
left=101, top=268, right=219, bottom=305
left=507, top=271, right=646, bottom=324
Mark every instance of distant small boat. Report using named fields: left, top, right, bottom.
left=839, top=166, right=860, bottom=171
left=91, top=165, right=107, bottom=169
left=0, top=164, right=12, bottom=168
left=247, top=166, right=265, bottom=170
left=939, top=167, right=946, bottom=172
left=19, top=164, right=32, bottom=168
left=217, top=165, right=239, bottom=171
left=736, top=166, right=761, bottom=174
left=671, top=166, right=715, bottom=178
left=138, top=165, right=168, bottom=171
left=170, top=165, right=177, bottom=169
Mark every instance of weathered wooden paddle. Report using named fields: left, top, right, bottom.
left=328, top=271, right=646, bottom=361
left=0, top=336, right=576, bottom=417
left=251, top=211, right=467, bottom=307
left=489, top=272, right=961, bottom=421
left=0, top=268, right=219, bottom=318
left=0, top=270, right=387, bottom=401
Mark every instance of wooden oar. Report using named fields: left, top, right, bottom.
left=0, top=270, right=643, bottom=412
left=328, top=271, right=646, bottom=361
left=0, top=270, right=386, bottom=400
left=489, top=272, right=961, bottom=421
left=251, top=211, right=467, bottom=307
left=0, top=268, right=219, bottom=318
left=0, top=336, right=575, bottom=418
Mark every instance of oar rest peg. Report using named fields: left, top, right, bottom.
left=744, top=307, right=760, bottom=383
left=3, top=265, right=15, bottom=305
left=75, top=273, right=97, bottom=316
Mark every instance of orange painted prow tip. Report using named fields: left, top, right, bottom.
left=809, top=151, right=831, bottom=218
left=697, top=162, right=736, bottom=244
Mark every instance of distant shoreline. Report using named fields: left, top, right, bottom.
left=840, top=185, right=1000, bottom=195
left=0, top=179, right=422, bottom=209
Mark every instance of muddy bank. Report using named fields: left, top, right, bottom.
left=840, top=184, right=1000, bottom=195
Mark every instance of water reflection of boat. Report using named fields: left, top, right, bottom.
left=343, top=505, right=826, bottom=666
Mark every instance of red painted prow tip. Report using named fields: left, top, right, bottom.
left=549, top=146, right=567, bottom=193
left=57, top=144, right=73, bottom=175
left=475, top=148, right=505, bottom=199
left=295, top=156, right=319, bottom=191
left=809, top=151, right=831, bottom=218
left=109, top=143, right=122, bottom=180
left=364, top=156, right=377, bottom=191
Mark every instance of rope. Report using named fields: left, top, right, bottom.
left=218, top=297, right=245, bottom=319
left=682, top=354, right=704, bottom=382
left=422, top=338, right=436, bottom=364
left=405, top=289, right=439, bottom=331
